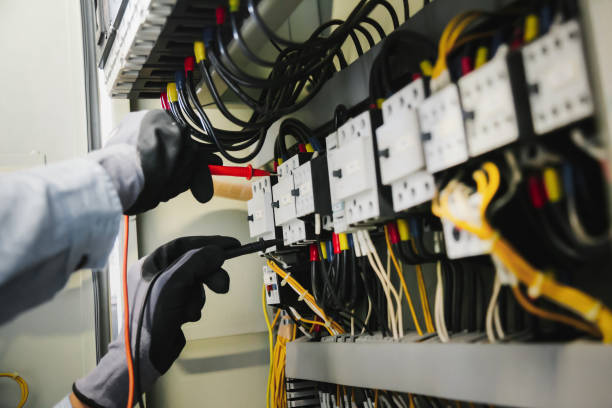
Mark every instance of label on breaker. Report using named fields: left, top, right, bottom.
left=263, top=266, right=281, bottom=305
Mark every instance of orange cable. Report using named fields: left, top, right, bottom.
left=511, top=285, right=601, bottom=338
left=122, top=215, right=135, bottom=408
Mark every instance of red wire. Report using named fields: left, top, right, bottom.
left=122, top=215, right=135, bottom=408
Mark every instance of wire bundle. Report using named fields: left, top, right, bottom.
left=432, top=161, right=612, bottom=342
left=269, top=314, right=294, bottom=408
left=267, top=260, right=344, bottom=335
left=164, top=0, right=409, bottom=163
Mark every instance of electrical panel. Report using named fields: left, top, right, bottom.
left=522, top=19, right=594, bottom=135
left=418, top=84, right=469, bottom=173
left=148, top=0, right=612, bottom=406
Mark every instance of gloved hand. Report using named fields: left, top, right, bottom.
left=89, top=110, right=222, bottom=215
left=73, top=235, right=240, bottom=408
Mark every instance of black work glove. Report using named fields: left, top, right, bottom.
left=88, top=110, right=222, bottom=214
left=73, top=236, right=240, bottom=408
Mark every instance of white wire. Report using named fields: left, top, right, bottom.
left=358, top=230, right=401, bottom=340
left=486, top=273, right=503, bottom=343
left=361, top=292, right=372, bottom=335
left=392, top=395, right=409, bottom=408
left=571, top=128, right=606, bottom=161
left=364, top=246, right=398, bottom=339
left=363, top=231, right=404, bottom=339
left=434, top=261, right=450, bottom=343
left=356, top=231, right=397, bottom=339
left=386, top=251, right=401, bottom=335
left=494, top=302, right=505, bottom=340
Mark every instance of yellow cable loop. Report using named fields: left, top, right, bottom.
left=432, top=161, right=612, bottom=342
left=0, top=373, right=29, bottom=408
left=385, top=225, right=423, bottom=335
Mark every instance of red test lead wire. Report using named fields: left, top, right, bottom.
left=208, top=164, right=271, bottom=180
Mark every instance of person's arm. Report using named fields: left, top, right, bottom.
left=0, top=110, right=220, bottom=324
left=0, top=156, right=123, bottom=324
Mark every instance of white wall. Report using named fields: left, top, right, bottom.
left=0, top=1, right=97, bottom=406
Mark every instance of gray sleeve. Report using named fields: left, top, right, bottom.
left=53, top=395, right=73, bottom=408
left=0, top=157, right=122, bottom=324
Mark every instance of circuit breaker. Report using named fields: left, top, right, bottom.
left=247, top=176, right=277, bottom=246
left=293, top=155, right=332, bottom=219
left=459, top=45, right=531, bottom=157
left=522, top=19, right=594, bottom=135
left=329, top=111, right=391, bottom=225
left=419, top=84, right=469, bottom=173
left=326, top=131, right=349, bottom=233
left=376, top=78, right=434, bottom=212
left=273, top=154, right=313, bottom=245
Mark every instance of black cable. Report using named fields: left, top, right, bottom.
left=354, top=24, right=375, bottom=48
left=402, top=0, right=410, bottom=21
left=448, top=261, right=462, bottom=333
left=361, top=17, right=386, bottom=41
left=229, top=11, right=276, bottom=67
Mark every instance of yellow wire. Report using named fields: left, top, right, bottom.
left=432, top=161, right=612, bottom=342
left=271, top=308, right=281, bottom=329
left=267, top=260, right=344, bottom=335
left=410, top=237, right=435, bottom=333
left=416, top=264, right=435, bottom=333
left=384, top=225, right=423, bottom=336
left=433, top=11, right=483, bottom=78
left=0, top=373, right=28, bottom=408
left=262, top=285, right=273, bottom=408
